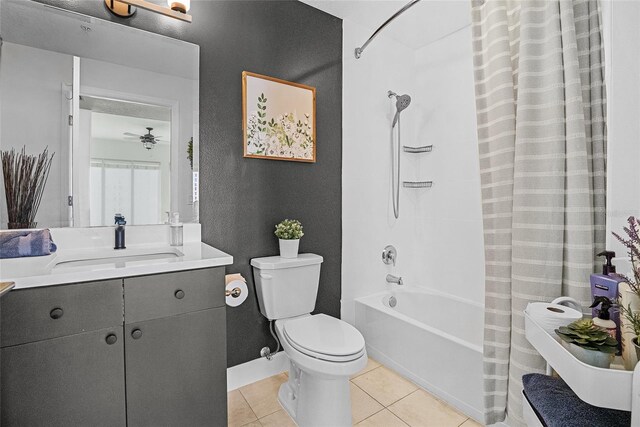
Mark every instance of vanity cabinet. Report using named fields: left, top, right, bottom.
left=0, top=280, right=125, bottom=426
left=0, top=268, right=227, bottom=427
left=1, top=328, right=126, bottom=426
left=125, top=309, right=226, bottom=426
left=123, top=268, right=226, bottom=427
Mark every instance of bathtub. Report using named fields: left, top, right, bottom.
left=355, top=288, right=484, bottom=421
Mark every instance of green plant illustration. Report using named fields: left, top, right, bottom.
left=246, top=93, right=313, bottom=159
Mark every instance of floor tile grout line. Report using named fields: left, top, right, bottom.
left=259, top=406, right=286, bottom=421
left=382, top=386, right=421, bottom=408
left=236, top=388, right=261, bottom=422
left=237, top=373, right=289, bottom=421
left=355, top=406, right=386, bottom=425
left=234, top=389, right=260, bottom=425
left=349, top=378, right=389, bottom=409
left=350, top=363, right=382, bottom=380
left=387, top=389, right=472, bottom=426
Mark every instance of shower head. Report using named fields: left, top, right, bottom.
left=395, top=94, right=411, bottom=113
left=389, top=92, right=411, bottom=127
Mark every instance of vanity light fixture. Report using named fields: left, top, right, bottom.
left=168, top=0, right=190, bottom=14
left=104, top=0, right=192, bottom=23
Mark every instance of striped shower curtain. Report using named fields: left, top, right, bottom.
left=471, top=0, right=606, bottom=425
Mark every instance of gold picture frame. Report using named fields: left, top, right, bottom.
left=242, top=71, right=316, bottom=163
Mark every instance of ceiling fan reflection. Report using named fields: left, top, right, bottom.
left=123, top=127, right=167, bottom=150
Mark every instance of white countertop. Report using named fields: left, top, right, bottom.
left=0, top=224, right=233, bottom=289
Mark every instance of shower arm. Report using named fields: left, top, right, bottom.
left=354, top=0, right=421, bottom=59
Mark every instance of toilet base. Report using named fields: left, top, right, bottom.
left=278, top=361, right=352, bottom=427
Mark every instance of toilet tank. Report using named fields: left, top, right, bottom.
left=251, top=253, right=323, bottom=320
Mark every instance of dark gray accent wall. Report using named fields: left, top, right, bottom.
left=33, top=0, right=343, bottom=367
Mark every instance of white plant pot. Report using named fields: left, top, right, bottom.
left=279, top=239, right=300, bottom=259
left=562, top=341, right=613, bottom=369
left=633, top=337, right=640, bottom=362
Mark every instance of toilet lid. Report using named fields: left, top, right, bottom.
left=283, top=314, right=365, bottom=362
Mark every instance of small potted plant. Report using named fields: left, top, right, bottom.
left=613, top=216, right=640, bottom=368
left=555, top=319, right=618, bottom=368
left=274, top=219, right=304, bottom=258
left=620, top=303, right=640, bottom=360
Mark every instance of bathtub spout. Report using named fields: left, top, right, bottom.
left=386, top=274, right=404, bottom=286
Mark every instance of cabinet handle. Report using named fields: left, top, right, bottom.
left=105, top=334, right=118, bottom=345
left=174, top=289, right=185, bottom=299
left=50, top=307, right=64, bottom=319
left=131, top=328, right=143, bottom=340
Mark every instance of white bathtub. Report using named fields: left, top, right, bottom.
left=355, top=288, right=484, bottom=421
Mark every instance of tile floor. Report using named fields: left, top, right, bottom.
left=228, top=358, right=484, bottom=427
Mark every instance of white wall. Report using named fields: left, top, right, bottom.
left=414, top=26, right=484, bottom=304
left=342, top=14, right=484, bottom=325
left=0, top=42, right=72, bottom=228
left=602, top=0, right=640, bottom=272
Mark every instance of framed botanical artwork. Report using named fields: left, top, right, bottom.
left=242, top=71, right=316, bottom=162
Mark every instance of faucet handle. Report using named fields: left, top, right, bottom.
left=114, top=213, right=126, bottom=225
left=382, top=245, right=397, bottom=266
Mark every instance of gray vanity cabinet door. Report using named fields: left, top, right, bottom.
left=1, top=328, right=126, bottom=427
left=125, top=308, right=227, bottom=427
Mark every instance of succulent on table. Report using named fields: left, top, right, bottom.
left=555, top=319, right=618, bottom=354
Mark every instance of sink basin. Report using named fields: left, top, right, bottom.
left=52, top=248, right=184, bottom=271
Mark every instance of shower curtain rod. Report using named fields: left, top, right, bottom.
left=354, top=0, right=421, bottom=59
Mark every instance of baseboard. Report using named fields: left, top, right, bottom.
left=227, top=351, right=289, bottom=391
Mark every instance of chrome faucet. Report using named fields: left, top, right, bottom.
left=386, top=274, right=403, bottom=286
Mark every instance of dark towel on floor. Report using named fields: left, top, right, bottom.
left=522, top=373, right=631, bottom=427
left=0, top=229, right=57, bottom=259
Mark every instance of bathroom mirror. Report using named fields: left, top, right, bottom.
left=0, top=0, right=199, bottom=228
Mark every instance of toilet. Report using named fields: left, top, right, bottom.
left=251, top=253, right=367, bottom=427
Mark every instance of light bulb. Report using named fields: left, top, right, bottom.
left=168, top=0, right=189, bottom=13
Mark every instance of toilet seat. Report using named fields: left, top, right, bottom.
left=282, top=314, right=366, bottom=362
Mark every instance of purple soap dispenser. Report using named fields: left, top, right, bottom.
left=590, top=251, right=625, bottom=351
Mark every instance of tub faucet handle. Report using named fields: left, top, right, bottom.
left=382, top=245, right=397, bottom=266
left=386, top=274, right=403, bottom=286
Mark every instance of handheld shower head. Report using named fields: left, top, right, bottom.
left=390, top=93, right=411, bottom=127
left=395, top=94, right=411, bottom=112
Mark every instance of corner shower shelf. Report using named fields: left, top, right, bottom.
left=524, top=311, right=638, bottom=414
left=402, top=181, right=432, bottom=189
left=403, top=145, right=433, bottom=153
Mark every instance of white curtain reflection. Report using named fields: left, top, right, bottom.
left=90, top=160, right=161, bottom=226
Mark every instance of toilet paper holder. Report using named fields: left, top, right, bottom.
left=226, top=287, right=242, bottom=298
left=225, top=273, right=246, bottom=299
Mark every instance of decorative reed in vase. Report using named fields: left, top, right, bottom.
left=1, top=147, right=55, bottom=229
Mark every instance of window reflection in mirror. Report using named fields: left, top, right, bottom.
left=80, top=97, right=171, bottom=226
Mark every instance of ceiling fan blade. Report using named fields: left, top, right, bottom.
left=123, top=132, right=141, bottom=137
